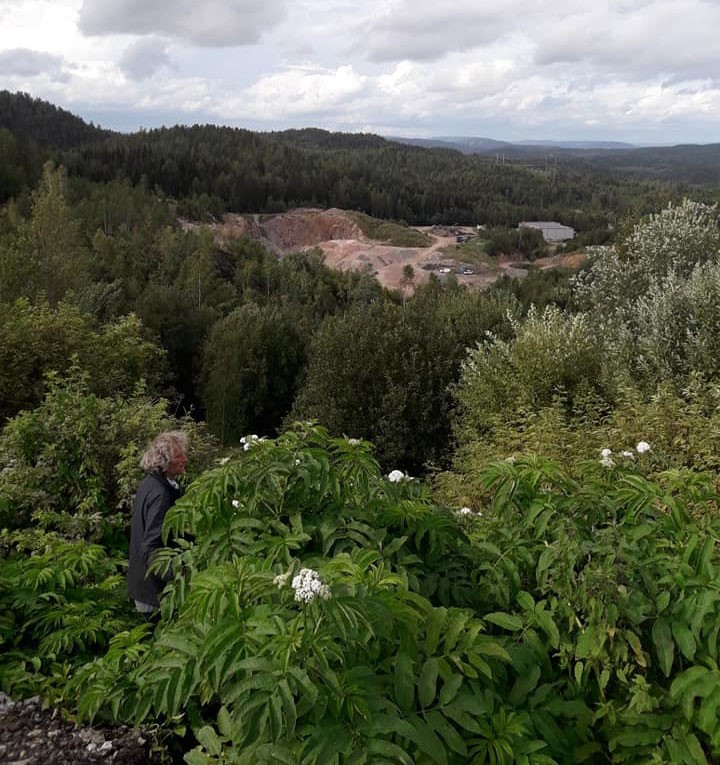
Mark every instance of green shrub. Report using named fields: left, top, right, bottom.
left=75, top=425, right=556, bottom=764
left=0, top=365, right=219, bottom=534
left=454, top=305, right=612, bottom=448
left=0, top=527, right=138, bottom=701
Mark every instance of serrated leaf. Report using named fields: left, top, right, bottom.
left=195, top=725, right=222, bottom=757
left=277, top=679, right=297, bottom=737
left=184, top=748, right=208, bottom=765
left=652, top=618, right=674, bottom=677
left=426, top=710, right=467, bottom=757
left=516, top=591, right=535, bottom=613
left=535, top=610, right=560, bottom=649
left=509, top=664, right=541, bottom=705
left=394, top=653, right=415, bottom=712
left=656, top=592, right=671, bottom=613
left=574, top=661, right=584, bottom=686
left=672, top=621, right=696, bottom=661
left=425, top=608, right=447, bottom=655
left=485, top=612, right=523, bottom=631
left=670, top=665, right=710, bottom=699
left=216, top=706, right=233, bottom=738
left=439, top=674, right=463, bottom=706
left=407, top=717, right=448, bottom=765
left=366, top=739, right=413, bottom=765
left=418, top=658, right=439, bottom=708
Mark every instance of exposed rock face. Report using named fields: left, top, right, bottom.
left=262, top=208, right=363, bottom=252
left=205, top=208, right=363, bottom=254
left=178, top=209, right=586, bottom=293
left=0, top=693, right=158, bottom=765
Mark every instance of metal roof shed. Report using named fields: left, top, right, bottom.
left=519, top=221, right=576, bottom=242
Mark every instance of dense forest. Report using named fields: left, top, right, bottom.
left=3, top=90, right=719, bottom=233
left=5, top=90, right=720, bottom=763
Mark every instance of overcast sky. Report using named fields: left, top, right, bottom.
left=2, top=0, right=720, bottom=144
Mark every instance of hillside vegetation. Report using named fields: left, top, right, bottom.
left=2, top=90, right=718, bottom=234
left=5, top=92, right=720, bottom=763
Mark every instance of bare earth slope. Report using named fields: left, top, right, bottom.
left=181, top=208, right=585, bottom=292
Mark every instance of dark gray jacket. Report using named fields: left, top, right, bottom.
left=128, top=474, right=182, bottom=606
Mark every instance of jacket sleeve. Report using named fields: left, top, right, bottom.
left=140, top=489, right=174, bottom=580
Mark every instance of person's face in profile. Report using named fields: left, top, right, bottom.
left=166, top=446, right=188, bottom=478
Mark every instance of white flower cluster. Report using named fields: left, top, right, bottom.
left=347, top=438, right=361, bottom=446
left=240, top=434, right=265, bottom=451
left=231, top=499, right=241, bottom=509
left=599, top=441, right=651, bottom=467
left=457, top=507, right=473, bottom=517
left=599, top=448, right=615, bottom=468
left=387, top=469, right=410, bottom=483
left=273, top=572, right=291, bottom=588
left=291, top=568, right=331, bottom=603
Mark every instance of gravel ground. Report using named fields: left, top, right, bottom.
left=0, top=693, right=161, bottom=765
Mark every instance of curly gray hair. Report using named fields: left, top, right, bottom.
left=140, top=431, right=189, bottom=475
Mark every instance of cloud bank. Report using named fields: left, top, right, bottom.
left=1, top=0, right=719, bottom=143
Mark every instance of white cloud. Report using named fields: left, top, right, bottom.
left=364, top=0, right=552, bottom=62
left=119, top=38, right=171, bottom=80
left=531, top=0, right=720, bottom=81
left=2, top=0, right=720, bottom=142
left=0, top=48, right=66, bottom=78
left=234, top=64, right=368, bottom=119
left=78, top=0, right=288, bottom=46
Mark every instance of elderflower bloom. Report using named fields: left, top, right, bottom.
left=600, top=454, right=615, bottom=468
left=291, top=568, right=331, bottom=603
left=347, top=438, right=361, bottom=446
left=457, top=507, right=473, bottom=517
left=240, top=434, right=265, bottom=451
left=621, top=450, right=635, bottom=459
left=231, top=499, right=241, bottom=509
left=600, top=448, right=613, bottom=458
left=636, top=440, right=651, bottom=454
left=387, top=469, right=406, bottom=483
left=273, top=572, right=291, bottom=588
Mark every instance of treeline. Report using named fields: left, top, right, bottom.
left=580, top=142, right=720, bottom=186
left=0, top=90, right=112, bottom=150
left=3, top=162, right=555, bottom=473
left=62, top=124, right=689, bottom=230
left=1, top=90, right=715, bottom=233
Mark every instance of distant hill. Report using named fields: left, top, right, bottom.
left=395, top=135, right=720, bottom=186
left=0, top=90, right=113, bottom=150
left=580, top=143, right=720, bottom=186
left=513, top=139, right=636, bottom=150
left=388, top=136, right=638, bottom=155
left=391, top=136, right=512, bottom=153
left=1, top=90, right=719, bottom=230
left=265, top=127, right=390, bottom=151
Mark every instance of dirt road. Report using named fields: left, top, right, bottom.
left=185, top=209, right=585, bottom=293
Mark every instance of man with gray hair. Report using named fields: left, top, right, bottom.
left=128, top=430, right=188, bottom=619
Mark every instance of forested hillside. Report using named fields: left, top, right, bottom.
left=6, top=91, right=720, bottom=763
left=2, top=91, right=717, bottom=231
left=0, top=90, right=111, bottom=149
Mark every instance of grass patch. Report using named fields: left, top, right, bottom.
left=348, top=212, right=431, bottom=247
left=439, top=237, right=497, bottom=268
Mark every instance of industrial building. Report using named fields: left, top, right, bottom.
left=519, top=221, right=576, bottom=242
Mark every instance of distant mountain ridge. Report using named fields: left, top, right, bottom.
left=389, top=135, right=639, bottom=153
left=2, top=89, right=720, bottom=220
